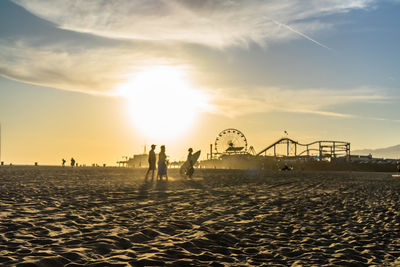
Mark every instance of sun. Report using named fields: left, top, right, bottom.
left=117, top=66, right=208, bottom=140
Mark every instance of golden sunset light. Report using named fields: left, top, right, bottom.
left=1, top=1, right=400, bottom=266
left=117, top=66, right=209, bottom=140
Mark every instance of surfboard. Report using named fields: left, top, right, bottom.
left=393, top=174, right=400, bottom=177
left=180, top=150, right=201, bottom=178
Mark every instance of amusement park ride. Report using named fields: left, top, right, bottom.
left=210, top=128, right=255, bottom=158
left=119, top=128, right=397, bottom=169
left=119, top=128, right=352, bottom=168
left=207, top=128, right=350, bottom=161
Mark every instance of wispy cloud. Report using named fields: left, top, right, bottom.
left=0, top=39, right=395, bottom=121
left=207, top=86, right=391, bottom=119
left=3, top=0, right=399, bottom=123
left=11, top=0, right=376, bottom=48
left=269, top=18, right=334, bottom=51
left=0, top=39, right=181, bottom=94
left=2, top=0, right=381, bottom=94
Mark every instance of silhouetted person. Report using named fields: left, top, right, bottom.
left=62, top=159, right=66, bottom=167
left=281, top=164, right=292, bottom=171
left=145, top=144, right=157, bottom=180
left=157, top=145, right=168, bottom=180
left=186, top=148, right=194, bottom=179
left=397, top=161, right=400, bottom=173
left=71, top=157, right=75, bottom=168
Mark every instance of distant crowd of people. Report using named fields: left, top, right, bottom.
left=61, top=158, right=77, bottom=167
left=145, top=145, right=195, bottom=181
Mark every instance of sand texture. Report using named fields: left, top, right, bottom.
left=1, top=167, right=400, bottom=266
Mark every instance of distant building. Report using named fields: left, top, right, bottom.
left=117, top=146, right=154, bottom=168
left=126, top=154, right=148, bottom=168
left=348, top=154, right=398, bottom=164
left=349, top=154, right=373, bottom=163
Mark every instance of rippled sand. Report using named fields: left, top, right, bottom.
left=1, top=166, right=400, bottom=266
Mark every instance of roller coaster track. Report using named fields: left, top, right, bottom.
left=256, top=138, right=350, bottom=159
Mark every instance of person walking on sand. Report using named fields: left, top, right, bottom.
left=71, top=157, right=75, bottom=168
left=145, top=144, right=157, bottom=180
left=62, top=158, right=66, bottom=167
left=186, top=148, right=195, bottom=179
left=157, top=145, right=168, bottom=180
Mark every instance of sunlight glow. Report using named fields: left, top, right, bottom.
left=117, top=66, right=209, bottom=140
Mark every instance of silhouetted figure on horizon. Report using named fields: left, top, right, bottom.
left=62, top=159, right=66, bottom=167
left=157, top=145, right=168, bottom=180
left=145, top=144, right=157, bottom=180
left=397, top=161, right=400, bottom=173
left=71, top=157, right=75, bottom=168
left=281, top=164, right=292, bottom=171
left=186, top=148, right=194, bottom=179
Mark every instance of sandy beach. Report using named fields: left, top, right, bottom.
left=1, top=167, right=400, bottom=266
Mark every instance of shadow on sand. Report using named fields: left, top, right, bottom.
left=154, top=180, right=168, bottom=199
left=181, top=178, right=218, bottom=195
left=137, top=179, right=153, bottom=199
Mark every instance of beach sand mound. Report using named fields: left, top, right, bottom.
left=1, top=166, right=400, bottom=266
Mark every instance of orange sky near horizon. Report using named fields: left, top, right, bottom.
left=1, top=75, right=398, bottom=166
left=1, top=0, right=400, bottom=165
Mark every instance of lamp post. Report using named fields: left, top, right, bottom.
left=0, top=123, right=2, bottom=165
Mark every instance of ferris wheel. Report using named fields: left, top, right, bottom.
left=215, top=128, right=248, bottom=154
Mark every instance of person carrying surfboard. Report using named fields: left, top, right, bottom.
left=180, top=149, right=201, bottom=178
left=186, top=148, right=194, bottom=178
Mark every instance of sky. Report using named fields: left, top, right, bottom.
left=0, top=0, right=399, bottom=165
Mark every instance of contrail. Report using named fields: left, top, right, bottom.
left=269, top=18, right=334, bottom=51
